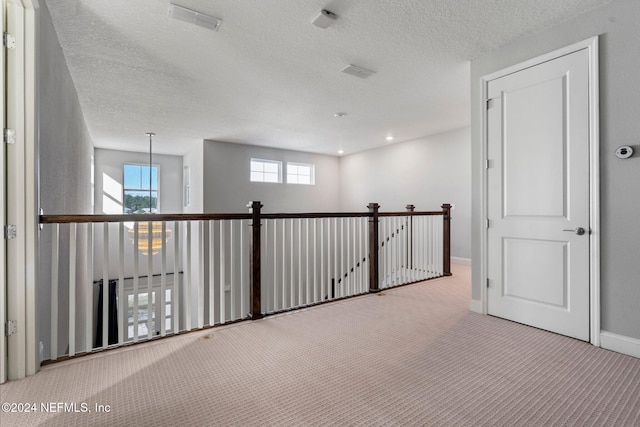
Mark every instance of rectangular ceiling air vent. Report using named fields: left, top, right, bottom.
left=340, top=64, right=376, bottom=79
left=169, top=3, right=222, bottom=31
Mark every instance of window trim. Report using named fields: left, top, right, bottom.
left=250, top=158, right=282, bottom=183
left=123, top=163, right=161, bottom=213
left=286, top=161, right=315, bottom=185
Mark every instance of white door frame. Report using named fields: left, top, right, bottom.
left=1, top=0, right=7, bottom=385
left=5, top=0, right=39, bottom=381
left=479, top=37, right=600, bottom=346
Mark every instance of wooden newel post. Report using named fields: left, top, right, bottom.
left=368, top=203, right=381, bottom=293
left=441, top=203, right=452, bottom=276
left=406, top=204, right=415, bottom=270
left=248, top=201, right=264, bottom=319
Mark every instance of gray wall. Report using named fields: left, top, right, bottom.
left=203, top=140, right=341, bottom=213
left=470, top=0, right=640, bottom=339
left=37, top=1, right=94, bottom=361
left=340, top=127, right=471, bottom=259
left=38, top=1, right=93, bottom=217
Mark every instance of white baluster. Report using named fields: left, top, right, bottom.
left=103, top=222, right=110, bottom=346
left=86, top=223, right=94, bottom=351
left=198, top=221, right=204, bottom=329
left=240, top=220, right=246, bottom=319
left=209, top=220, right=215, bottom=326
left=160, top=222, right=167, bottom=336
left=290, top=219, right=295, bottom=308
left=185, top=221, right=192, bottom=331
left=133, top=222, right=139, bottom=342
left=313, top=218, right=318, bottom=303
left=230, top=220, right=235, bottom=320
left=68, top=223, right=77, bottom=356
left=50, top=224, right=59, bottom=360
left=173, top=221, right=181, bottom=333
left=282, top=219, right=286, bottom=310
left=147, top=221, right=153, bottom=340
left=336, top=217, right=339, bottom=295
left=320, top=219, right=325, bottom=300
left=305, top=218, right=312, bottom=305
left=219, top=220, right=226, bottom=324
left=118, top=222, right=124, bottom=343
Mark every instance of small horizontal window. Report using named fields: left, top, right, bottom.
left=287, top=162, right=315, bottom=185
left=250, top=159, right=282, bottom=183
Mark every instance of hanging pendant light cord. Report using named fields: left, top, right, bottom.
left=146, top=132, right=155, bottom=213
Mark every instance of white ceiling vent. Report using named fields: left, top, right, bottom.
left=340, top=64, right=376, bottom=79
left=311, top=9, right=338, bottom=29
left=169, top=3, right=222, bottom=31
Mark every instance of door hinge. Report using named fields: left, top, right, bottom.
left=4, top=224, right=17, bottom=239
left=5, top=320, right=17, bottom=337
left=3, top=32, right=16, bottom=49
left=485, top=159, right=491, bottom=169
left=486, top=278, right=490, bottom=288
left=486, top=219, right=490, bottom=229
left=4, top=128, right=16, bottom=144
left=486, top=98, right=496, bottom=109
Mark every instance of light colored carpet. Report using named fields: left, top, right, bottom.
left=1, top=265, right=639, bottom=426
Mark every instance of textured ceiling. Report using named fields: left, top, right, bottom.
left=46, top=0, right=613, bottom=156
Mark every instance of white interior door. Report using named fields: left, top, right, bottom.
left=487, top=48, right=592, bottom=341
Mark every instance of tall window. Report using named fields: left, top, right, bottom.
left=123, top=164, right=159, bottom=213
left=250, top=159, right=282, bottom=183
left=287, top=162, right=315, bottom=185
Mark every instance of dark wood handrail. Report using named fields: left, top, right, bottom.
left=40, top=213, right=252, bottom=224
left=379, top=211, right=443, bottom=217
left=262, top=212, right=369, bottom=220
left=40, top=210, right=444, bottom=224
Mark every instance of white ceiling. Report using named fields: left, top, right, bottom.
left=46, top=0, right=612, bottom=156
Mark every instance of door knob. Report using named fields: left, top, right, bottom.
left=563, top=227, right=586, bottom=236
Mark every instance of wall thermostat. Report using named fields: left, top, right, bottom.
left=615, top=146, right=633, bottom=159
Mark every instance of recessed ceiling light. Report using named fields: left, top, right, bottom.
left=334, top=112, right=347, bottom=117
left=338, top=150, right=344, bottom=154
left=386, top=136, right=394, bottom=141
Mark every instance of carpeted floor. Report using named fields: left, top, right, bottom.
left=1, top=265, right=639, bottom=426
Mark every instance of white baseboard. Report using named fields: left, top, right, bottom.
left=469, top=299, right=483, bottom=314
left=600, top=331, right=640, bottom=359
left=451, top=257, right=471, bottom=266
